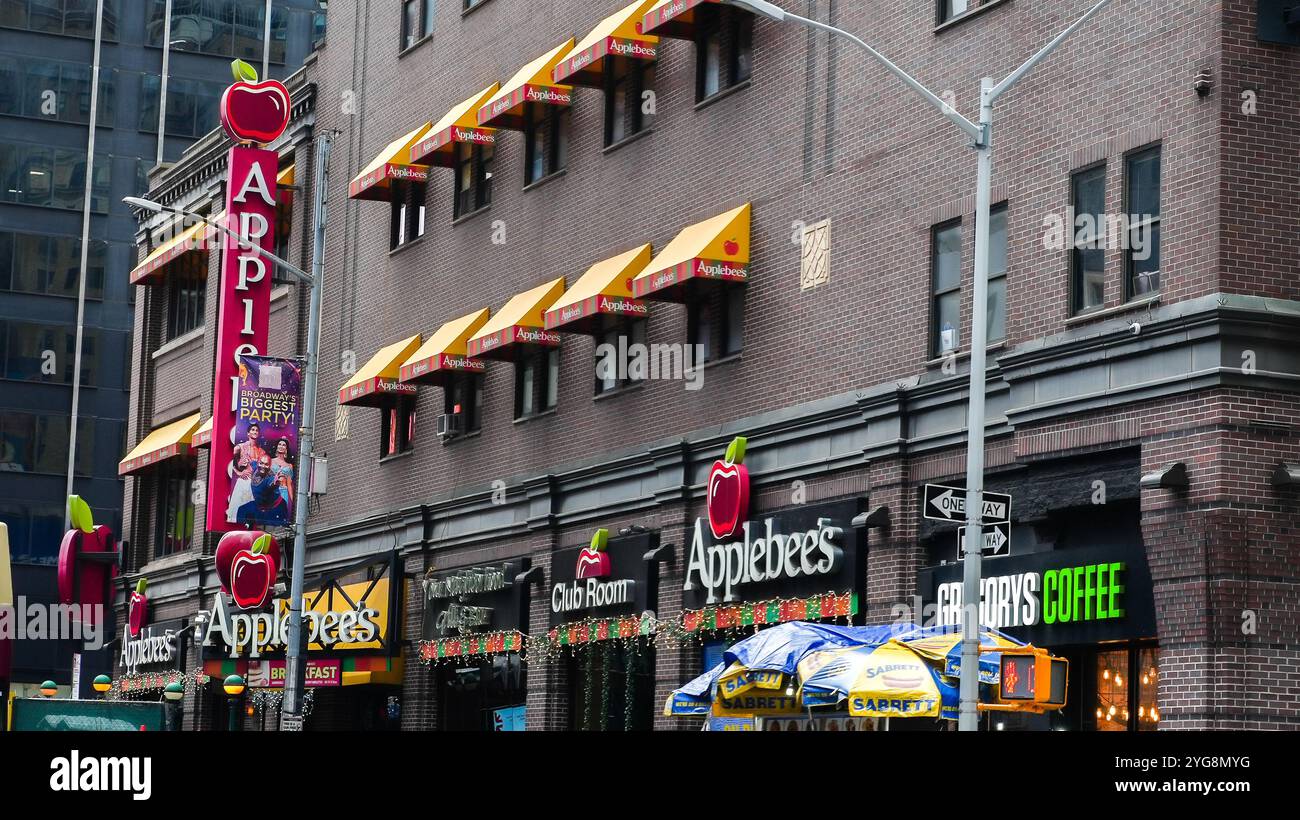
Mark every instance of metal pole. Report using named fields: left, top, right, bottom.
left=283, top=131, right=333, bottom=721
left=63, top=0, right=105, bottom=529
left=958, top=77, right=995, bottom=732
left=156, top=0, right=172, bottom=166
left=262, top=0, right=273, bottom=81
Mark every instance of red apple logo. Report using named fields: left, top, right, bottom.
left=707, top=437, right=750, bottom=540
left=723, top=239, right=740, bottom=257
left=231, top=534, right=277, bottom=610
left=56, top=495, right=118, bottom=625
left=128, top=578, right=149, bottom=638
left=215, top=530, right=281, bottom=595
left=576, top=529, right=612, bottom=579
left=220, top=59, right=290, bottom=145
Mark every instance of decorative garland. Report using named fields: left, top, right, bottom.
left=599, top=643, right=611, bottom=731
left=415, top=631, right=525, bottom=665
left=623, top=639, right=639, bottom=731
left=527, top=612, right=658, bottom=664
left=111, top=670, right=199, bottom=699
left=250, top=687, right=315, bottom=720
left=583, top=647, right=596, bottom=731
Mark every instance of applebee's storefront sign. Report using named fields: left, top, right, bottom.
left=201, top=593, right=380, bottom=660
left=207, top=60, right=290, bottom=532
left=685, top=518, right=844, bottom=605
left=120, top=621, right=184, bottom=676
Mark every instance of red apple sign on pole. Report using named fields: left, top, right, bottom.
left=707, top=437, right=750, bottom=540
left=128, top=578, right=148, bottom=638
left=215, top=530, right=280, bottom=609
left=206, top=59, right=289, bottom=532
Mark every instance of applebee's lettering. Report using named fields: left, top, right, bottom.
left=202, top=594, right=380, bottom=659
left=120, top=627, right=178, bottom=675
left=609, top=39, right=656, bottom=59
left=526, top=86, right=571, bottom=105
left=685, top=517, right=844, bottom=604
left=552, top=578, right=635, bottom=614
left=453, top=127, right=494, bottom=145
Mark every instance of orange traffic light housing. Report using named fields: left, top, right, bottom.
left=983, top=650, right=1069, bottom=713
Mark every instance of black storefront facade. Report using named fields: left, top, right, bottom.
left=419, top=560, right=531, bottom=731
left=916, top=450, right=1159, bottom=732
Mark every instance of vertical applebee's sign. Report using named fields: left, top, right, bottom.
left=207, top=60, right=292, bottom=532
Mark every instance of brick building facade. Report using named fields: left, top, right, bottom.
left=115, top=0, right=1299, bottom=731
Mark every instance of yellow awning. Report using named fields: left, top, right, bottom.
left=338, top=335, right=423, bottom=407
left=130, top=220, right=210, bottom=286
left=544, top=244, right=652, bottom=334
left=399, top=308, right=491, bottom=385
left=467, top=277, right=566, bottom=360
left=410, top=85, right=500, bottom=168
left=642, top=0, right=725, bottom=39
left=119, top=414, right=201, bottom=475
left=477, top=39, right=576, bottom=130
left=348, top=123, right=433, bottom=201
left=277, top=164, right=295, bottom=186
left=632, top=203, right=751, bottom=302
left=553, top=0, right=660, bottom=87
left=191, top=417, right=213, bottom=449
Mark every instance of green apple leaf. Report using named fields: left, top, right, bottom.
left=231, top=58, right=259, bottom=83
left=135, top=578, right=148, bottom=595
left=252, top=533, right=273, bottom=556
left=589, top=528, right=609, bottom=552
left=724, top=436, right=748, bottom=466
left=68, top=495, right=95, bottom=533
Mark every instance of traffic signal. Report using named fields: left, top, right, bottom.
left=986, top=650, right=1068, bottom=713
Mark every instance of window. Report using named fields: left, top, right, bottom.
left=524, top=102, right=569, bottom=186
left=389, top=181, right=426, bottom=249
left=138, top=75, right=225, bottom=139
left=462, top=0, right=489, bottom=11
left=931, top=220, right=962, bottom=356
left=567, top=638, right=654, bottom=731
left=0, top=231, right=105, bottom=299
left=696, top=4, right=753, bottom=103
left=2, top=320, right=99, bottom=385
left=514, top=348, right=558, bottom=419
left=1093, top=645, right=1159, bottom=732
left=0, top=141, right=111, bottom=212
left=987, top=204, right=1008, bottom=343
left=688, top=299, right=712, bottom=364
left=146, top=0, right=286, bottom=63
left=155, top=458, right=195, bottom=557
left=688, top=287, right=745, bottom=365
left=454, top=141, right=493, bottom=218
left=0, top=411, right=93, bottom=474
left=1070, top=164, right=1107, bottom=314
left=443, top=373, right=482, bottom=435
left=604, top=56, right=656, bottom=147
left=401, top=0, right=435, bottom=50
left=381, top=396, right=417, bottom=458
left=1125, top=145, right=1161, bottom=300
left=939, top=0, right=969, bottom=23
left=0, top=0, right=119, bottom=40
left=595, top=316, right=646, bottom=395
left=165, top=259, right=206, bottom=340
left=0, top=56, right=115, bottom=126
left=723, top=287, right=745, bottom=356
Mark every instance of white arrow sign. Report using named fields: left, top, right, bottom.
left=923, top=485, right=1011, bottom=524
left=958, top=522, right=1011, bottom=558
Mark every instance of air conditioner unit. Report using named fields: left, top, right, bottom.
left=436, top=413, right=462, bottom=441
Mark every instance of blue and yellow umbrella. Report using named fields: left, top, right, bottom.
left=797, top=641, right=959, bottom=719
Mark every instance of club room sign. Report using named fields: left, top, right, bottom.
left=917, top=542, right=1156, bottom=646
left=422, top=559, right=530, bottom=640
left=549, top=531, right=659, bottom=628
left=682, top=499, right=867, bottom=610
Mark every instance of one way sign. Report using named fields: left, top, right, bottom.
left=958, top=522, right=1012, bottom=558
left=923, top=484, right=1012, bottom=524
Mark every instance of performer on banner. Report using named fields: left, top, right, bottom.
left=237, top=454, right=290, bottom=527
left=270, top=438, right=295, bottom=514
left=226, top=422, right=266, bottom=522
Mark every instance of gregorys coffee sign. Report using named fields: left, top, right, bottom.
left=682, top=437, right=864, bottom=608
left=549, top=530, right=658, bottom=627
left=917, top=542, right=1156, bottom=646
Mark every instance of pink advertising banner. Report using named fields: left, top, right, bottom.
left=207, top=145, right=279, bottom=532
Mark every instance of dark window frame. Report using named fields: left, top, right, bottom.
left=154, top=457, right=196, bottom=558
left=389, top=180, right=427, bottom=250
left=453, top=141, right=493, bottom=219
left=1123, top=143, right=1162, bottom=302
left=695, top=4, right=753, bottom=103
left=523, top=101, right=570, bottom=186
left=937, top=0, right=972, bottom=24
left=401, top=0, right=436, bottom=52
left=164, top=255, right=206, bottom=341
left=514, top=347, right=559, bottom=420
left=986, top=203, right=1009, bottom=343
left=380, top=395, right=418, bottom=459
left=443, top=372, right=483, bottom=436
left=1070, top=161, right=1108, bottom=315
left=594, top=316, right=647, bottom=395
left=603, top=56, right=656, bottom=147
left=930, top=218, right=963, bottom=357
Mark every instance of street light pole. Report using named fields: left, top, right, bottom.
left=724, top=0, right=1115, bottom=730
left=123, top=131, right=334, bottom=729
